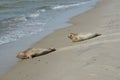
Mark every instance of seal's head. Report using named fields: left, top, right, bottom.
left=68, top=33, right=78, bottom=38
left=68, top=33, right=81, bottom=42
left=16, top=52, right=28, bottom=59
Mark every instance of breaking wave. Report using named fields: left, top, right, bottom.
left=1, top=1, right=91, bottom=24
left=37, top=1, right=91, bottom=12
left=0, top=28, right=43, bottom=45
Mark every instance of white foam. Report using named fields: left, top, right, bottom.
left=13, top=15, right=27, bottom=22
left=2, top=15, right=27, bottom=24
left=52, top=4, right=80, bottom=10
left=52, top=1, right=91, bottom=10
left=39, top=9, right=46, bottom=12
left=0, top=31, right=25, bottom=45
left=28, top=13, right=40, bottom=18
left=25, top=22, right=46, bottom=26
left=0, top=27, right=43, bottom=45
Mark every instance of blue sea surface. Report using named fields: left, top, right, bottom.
left=0, top=0, right=98, bottom=76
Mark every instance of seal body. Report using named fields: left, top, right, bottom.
left=16, top=48, right=56, bottom=59
left=68, top=33, right=101, bottom=42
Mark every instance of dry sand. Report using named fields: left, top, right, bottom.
left=1, top=0, right=120, bottom=80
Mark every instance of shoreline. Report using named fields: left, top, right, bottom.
left=1, top=0, right=120, bottom=79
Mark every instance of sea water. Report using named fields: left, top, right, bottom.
left=0, top=0, right=98, bottom=76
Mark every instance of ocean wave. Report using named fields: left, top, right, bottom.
left=0, top=28, right=43, bottom=45
left=36, top=6, right=53, bottom=12
left=1, top=13, right=41, bottom=24
left=0, top=31, right=25, bottom=45
left=25, top=22, right=46, bottom=26
left=37, top=1, right=91, bottom=12
left=1, top=15, right=27, bottom=24
left=27, top=13, right=40, bottom=18
left=25, top=11, right=42, bottom=20
left=1, top=13, right=40, bottom=24
left=0, top=1, right=91, bottom=24
left=52, top=2, right=90, bottom=10
left=12, top=15, right=28, bottom=22
left=0, top=11, right=45, bottom=45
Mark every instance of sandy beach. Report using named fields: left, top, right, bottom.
left=1, top=0, right=120, bottom=79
